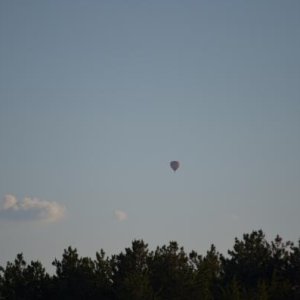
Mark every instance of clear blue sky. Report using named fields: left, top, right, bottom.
left=1, top=0, right=300, bottom=272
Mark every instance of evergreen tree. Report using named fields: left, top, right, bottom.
left=220, top=230, right=272, bottom=291
left=148, top=241, right=193, bottom=300
left=257, top=280, right=269, bottom=300
left=111, top=240, right=153, bottom=300
left=0, top=230, right=299, bottom=299
left=189, top=245, right=220, bottom=299
left=52, top=246, right=113, bottom=299
left=0, top=253, right=49, bottom=300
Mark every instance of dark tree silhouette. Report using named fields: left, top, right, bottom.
left=1, top=230, right=299, bottom=299
left=0, top=253, right=49, bottom=300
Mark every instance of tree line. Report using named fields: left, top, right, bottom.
left=0, top=230, right=299, bottom=299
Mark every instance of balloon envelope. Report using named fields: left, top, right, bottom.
left=170, top=161, right=180, bottom=172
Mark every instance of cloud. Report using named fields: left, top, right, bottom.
left=0, top=194, right=66, bottom=222
left=114, top=210, right=127, bottom=222
left=3, top=194, right=18, bottom=210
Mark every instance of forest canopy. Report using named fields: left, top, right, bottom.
left=0, top=230, right=299, bottom=300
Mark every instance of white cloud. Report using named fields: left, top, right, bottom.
left=0, top=194, right=66, bottom=222
left=114, top=210, right=127, bottom=222
left=3, top=194, right=18, bottom=210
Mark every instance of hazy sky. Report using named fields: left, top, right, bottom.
left=1, top=0, right=300, bottom=271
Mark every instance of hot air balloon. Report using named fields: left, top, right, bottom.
left=170, top=161, right=180, bottom=172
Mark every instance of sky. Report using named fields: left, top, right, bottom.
left=1, top=0, right=300, bottom=272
